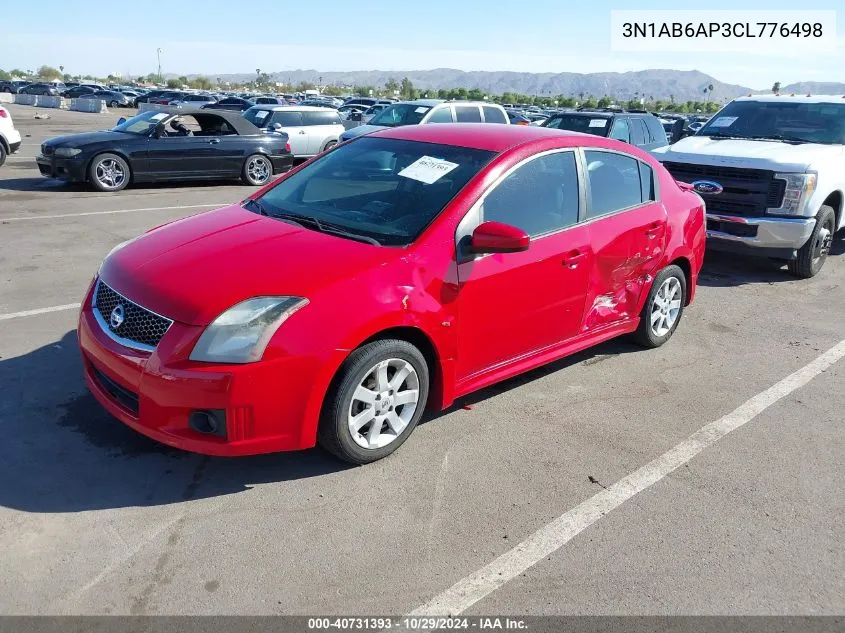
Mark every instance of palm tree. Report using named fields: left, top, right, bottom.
left=703, top=83, right=714, bottom=105
left=772, top=81, right=781, bottom=95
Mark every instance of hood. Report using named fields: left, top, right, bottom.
left=99, top=204, right=397, bottom=325
left=340, top=124, right=386, bottom=141
left=653, top=136, right=844, bottom=173
left=44, top=130, right=137, bottom=148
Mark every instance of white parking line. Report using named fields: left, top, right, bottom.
left=407, top=338, right=845, bottom=618
left=1, top=203, right=227, bottom=222
left=0, top=303, right=81, bottom=320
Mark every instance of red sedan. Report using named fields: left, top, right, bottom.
left=78, top=124, right=705, bottom=464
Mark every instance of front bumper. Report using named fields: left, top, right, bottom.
left=705, top=213, right=816, bottom=259
left=36, top=153, right=88, bottom=181
left=78, top=296, right=324, bottom=456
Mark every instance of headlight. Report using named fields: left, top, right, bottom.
left=54, top=147, right=82, bottom=157
left=769, top=173, right=817, bottom=216
left=190, top=297, right=309, bottom=364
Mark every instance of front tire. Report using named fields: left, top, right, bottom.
left=241, top=154, right=272, bottom=186
left=788, top=205, right=835, bottom=279
left=318, top=339, right=430, bottom=465
left=88, top=153, right=130, bottom=192
left=634, top=265, right=687, bottom=348
left=109, top=100, right=119, bottom=108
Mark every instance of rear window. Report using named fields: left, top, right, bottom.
left=482, top=106, right=508, bottom=124
left=301, top=111, right=342, bottom=126
left=454, top=106, right=482, bottom=123
left=243, top=107, right=276, bottom=127
left=543, top=114, right=610, bottom=136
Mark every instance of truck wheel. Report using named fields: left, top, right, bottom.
left=633, top=265, right=687, bottom=349
left=788, top=205, right=835, bottom=279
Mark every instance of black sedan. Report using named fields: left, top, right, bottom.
left=18, top=83, right=60, bottom=96
left=62, top=85, right=97, bottom=98
left=201, top=96, right=255, bottom=111
left=36, top=109, right=294, bottom=192
left=79, top=90, right=133, bottom=107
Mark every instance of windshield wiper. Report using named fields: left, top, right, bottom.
left=271, top=210, right=382, bottom=246
left=745, top=134, right=811, bottom=145
left=244, top=198, right=307, bottom=227
left=701, top=132, right=746, bottom=140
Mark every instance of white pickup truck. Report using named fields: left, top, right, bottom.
left=653, top=95, right=845, bottom=277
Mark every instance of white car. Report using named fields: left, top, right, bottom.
left=243, top=105, right=344, bottom=158
left=0, top=104, right=22, bottom=166
left=654, top=94, right=845, bottom=278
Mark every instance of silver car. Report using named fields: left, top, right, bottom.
left=339, top=99, right=509, bottom=142
left=243, top=105, right=344, bottom=158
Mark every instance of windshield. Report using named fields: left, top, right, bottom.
left=254, top=137, right=496, bottom=245
left=543, top=115, right=610, bottom=136
left=697, top=100, right=845, bottom=144
left=112, top=111, right=169, bottom=135
left=369, top=104, right=432, bottom=128
left=243, top=107, right=274, bottom=128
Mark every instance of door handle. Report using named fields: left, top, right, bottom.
left=208, top=138, right=220, bottom=144
left=562, top=250, right=587, bottom=269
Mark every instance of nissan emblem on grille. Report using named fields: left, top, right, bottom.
left=93, top=280, right=173, bottom=350
left=109, top=304, right=125, bottom=329
left=691, top=180, right=724, bottom=195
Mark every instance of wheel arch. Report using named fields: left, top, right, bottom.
left=668, top=255, right=693, bottom=306
left=0, top=134, right=9, bottom=154
left=820, top=191, right=843, bottom=231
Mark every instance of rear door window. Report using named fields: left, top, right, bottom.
left=301, top=111, right=342, bottom=126
left=482, top=106, right=508, bottom=124
left=629, top=119, right=647, bottom=146
left=584, top=150, right=644, bottom=218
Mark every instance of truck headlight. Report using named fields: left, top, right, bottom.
left=190, top=297, right=308, bottom=364
left=770, top=173, right=817, bottom=216
left=54, top=147, right=82, bottom=157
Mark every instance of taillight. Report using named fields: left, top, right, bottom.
left=285, top=142, right=291, bottom=153
left=516, top=120, right=529, bottom=126
left=0, top=108, right=7, bottom=118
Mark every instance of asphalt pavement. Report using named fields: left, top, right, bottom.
left=0, top=103, right=843, bottom=616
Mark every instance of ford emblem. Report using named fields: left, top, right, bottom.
left=109, top=304, right=125, bottom=329
left=691, top=180, right=723, bottom=195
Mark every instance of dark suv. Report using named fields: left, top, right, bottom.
left=541, top=109, right=668, bottom=153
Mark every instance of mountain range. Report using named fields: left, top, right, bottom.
left=204, top=68, right=845, bottom=101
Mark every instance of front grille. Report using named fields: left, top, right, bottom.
left=91, top=365, right=139, bottom=416
left=93, top=280, right=172, bottom=350
left=663, top=162, right=784, bottom=217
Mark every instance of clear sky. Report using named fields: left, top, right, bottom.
left=1, top=0, right=842, bottom=89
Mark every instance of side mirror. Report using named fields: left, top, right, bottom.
left=350, top=112, right=363, bottom=122
left=470, top=221, right=529, bottom=254
left=116, top=117, right=126, bottom=126
left=272, top=122, right=283, bottom=132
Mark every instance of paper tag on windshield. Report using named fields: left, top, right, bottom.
left=150, top=113, right=167, bottom=121
left=710, top=116, right=737, bottom=128
left=415, top=106, right=429, bottom=113
left=254, top=110, right=269, bottom=120
left=398, top=156, right=459, bottom=184
left=589, top=119, right=607, bottom=128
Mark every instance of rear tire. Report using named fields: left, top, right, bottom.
left=322, top=140, right=337, bottom=152
left=318, top=339, right=430, bottom=465
left=633, top=265, right=687, bottom=348
left=109, top=100, right=119, bottom=108
left=241, top=154, right=272, bottom=186
left=788, top=205, right=835, bottom=279
left=0, top=142, right=7, bottom=167
left=88, top=153, right=130, bottom=192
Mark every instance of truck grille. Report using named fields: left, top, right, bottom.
left=93, top=279, right=173, bottom=351
left=662, top=162, right=785, bottom=218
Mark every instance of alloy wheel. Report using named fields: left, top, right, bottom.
left=347, top=358, right=420, bottom=450
left=650, top=276, right=682, bottom=338
left=95, top=158, right=126, bottom=189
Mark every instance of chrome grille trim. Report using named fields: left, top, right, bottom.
left=91, top=279, right=173, bottom=352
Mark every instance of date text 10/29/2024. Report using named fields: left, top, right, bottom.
left=307, top=617, right=528, bottom=630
